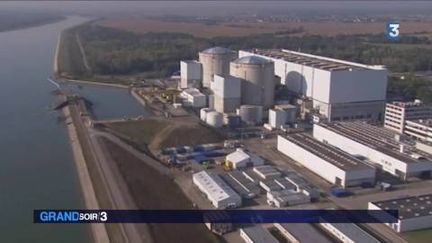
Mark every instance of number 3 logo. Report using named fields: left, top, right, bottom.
left=386, top=22, right=400, bottom=41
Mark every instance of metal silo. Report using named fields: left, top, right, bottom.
left=230, top=56, right=275, bottom=109
left=199, top=47, right=237, bottom=88
left=239, top=105, right=263, bottom=125
left=206, top=111, right=223, bottom=128
left=200, top=108, right=212, bottom=121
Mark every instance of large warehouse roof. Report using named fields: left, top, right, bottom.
left=321, top=222, right=380, bottom=243
left=193, top=171, right=239, bottom=203
left=241, top=226, right=279, bottom=243
left=319, top=122, right=432, bottom=163
left=275, top=223, right=333, bottom=243
left=282, top=133, right=372, bottom=171
left=371, top=194, right=432, bottom=220
left=245, top=48, right=385, bottom=71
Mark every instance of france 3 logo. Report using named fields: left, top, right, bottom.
left=385, top=21, right=400, bottom=41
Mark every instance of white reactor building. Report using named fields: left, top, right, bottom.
left=230, top=56, right=275, bottom=109
left=199, top=47, right=237, bottom=88
left=210, top=74, right=241, bottom=113
left=239, top=49, right=388, bottom=121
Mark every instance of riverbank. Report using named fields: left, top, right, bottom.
left=62, top=78, right=130, bottom=89
left=62, top=104, right=110, bottom=243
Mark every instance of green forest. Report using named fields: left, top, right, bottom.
left=59, top=24, right=432, bottom=102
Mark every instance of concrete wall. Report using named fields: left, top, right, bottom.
left=211, top=75, right=241, bottom=113
left=269, top=109, right=287, bottom=128
left=180, top=61, right=202, bottom=89
left=329, top=70, right=387, bottom=103
left=399, top=215, right=432, bottom=232
left=314, top=100, right=385, bottom=121
left=212, top=74, right=241, bottom=98
left=277, top=135, right=348, bottom=187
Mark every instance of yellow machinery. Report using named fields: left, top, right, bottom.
left=223, top=160, right=233, bottom=171
left=140, top=88, right=181, bottom=103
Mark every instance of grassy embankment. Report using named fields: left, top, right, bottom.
left=101, top=117, right=224, bottom=153
left=102, top=138, right=221, bottom=243
left=68, top=102, right=125, bottom=243
left=404, top=229, right=432, bottom=243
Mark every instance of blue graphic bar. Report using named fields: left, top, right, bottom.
left=34, top=209, right=398, bottom=224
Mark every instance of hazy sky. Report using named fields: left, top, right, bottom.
left=2, top=1, right=432, bottom=17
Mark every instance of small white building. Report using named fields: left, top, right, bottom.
left=277, top=133, right=376, bottom=188
left=319, top=221, right=380, bottom=243
left=180, top=88, right=206, bottom=107
left=267, top=190, right=310, bottom=208
left=240, top=226, right=279, bottom=243
left=180, top=60, right=202, bottom=89
left=225, top=148, right=264, bottom=169
left=192, top=171, right=241, bottom=209
left=269, top=108, right=288, bottom=129
left=368, top=194, right=432, bottom=232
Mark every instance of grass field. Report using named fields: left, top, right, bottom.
left=403, top=229, right=432, bottom=243
left=104, top=117, right=224, bottom=154
left=57, top=28, right=89, bottom=78
left=98, top=17, right=432, bottom=37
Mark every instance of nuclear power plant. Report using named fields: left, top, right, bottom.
left=198, top=47, right=237, bottom=88
left=180, top=46, right=388, bottom=128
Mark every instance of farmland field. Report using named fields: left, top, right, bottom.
left=98, top=17, right=432, bottom=37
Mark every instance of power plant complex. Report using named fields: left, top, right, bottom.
left=180, top=46, right=388, bottom=127
left=175, top=46, right=432, bottom=240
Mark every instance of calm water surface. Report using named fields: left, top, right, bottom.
left=0, top=16, right=149, bottom=242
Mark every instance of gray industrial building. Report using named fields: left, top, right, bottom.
left=313, top=121, right=432, bottom=180
left=239, top=49, right=388, bottom=121
left=274, top=223, right=333, bottom=243
left=319, top=221, right=380, bottom=243
left=277, top=133, right=376, bottom=188
left=368, top=194, right=432, bottom=232
left=240, top=226, right=279, bottom=243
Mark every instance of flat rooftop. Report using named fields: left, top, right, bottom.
left=181, top=60, right=200, bottom=64
left=387, top=100, right=429, bottom=108
left=283, top=133, right=373, bottom=171
left=241, top=226, right=279, bottom=243
left=245, top=49, right=385, bottom=71
left=253, top=165, right=282, bottom=178
left=320, top=121, right=432, bottom=163
left=275, top=223, right=333, bottom=243
left=371, top=194, right=432, bottom=220
left=321, top=222, right=379, bottom=243
left=407, top=119, right=432, bottom=127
